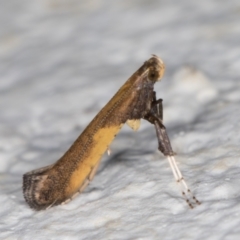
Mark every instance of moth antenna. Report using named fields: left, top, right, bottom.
left=151, top=54, right=164, bottom=65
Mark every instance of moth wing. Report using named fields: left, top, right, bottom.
left=23, top=164, right=55, bottom=210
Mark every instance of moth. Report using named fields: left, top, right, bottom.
left=23, top=55, right=200, bottom=210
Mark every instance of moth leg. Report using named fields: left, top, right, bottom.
left=61, top=162, right=100, bottom=205
left=144, top=94, right=175, bottom=156
left=88, top=161, right=100, bottom=181
left=153, top=118, right=176, bottom=156
left=144, top=96, right=200, bottom=208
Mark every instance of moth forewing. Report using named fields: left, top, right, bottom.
left=23, top=55, right=166, bottom=210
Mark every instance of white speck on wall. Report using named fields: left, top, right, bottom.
left=172, top=66, right=218, bottom=103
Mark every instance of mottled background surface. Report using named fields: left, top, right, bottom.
left=1, top=0, right=240, bottom=239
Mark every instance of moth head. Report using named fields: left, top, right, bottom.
left=147, top=55, right=165, bottom=82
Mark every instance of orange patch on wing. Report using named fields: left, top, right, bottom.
left=66, top=124, right=123, bottom=195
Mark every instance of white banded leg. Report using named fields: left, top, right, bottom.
left=167, top=155, right=201, bottom=208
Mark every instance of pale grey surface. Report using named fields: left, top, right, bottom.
left=1, top=1, right=240, bottom=239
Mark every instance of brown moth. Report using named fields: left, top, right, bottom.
left=23, top=55, right=200, bottom=210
